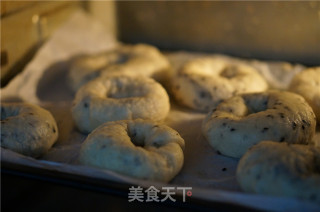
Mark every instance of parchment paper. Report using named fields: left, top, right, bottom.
left=1, top=10, right=319, bottom=211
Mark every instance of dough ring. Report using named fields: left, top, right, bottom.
left=69, top=43, right=170, bottom=91
left=171, top=57, right=268, bottom=112
left=72, top=74, right=170, bottom=133
left=289, top=67, right=320, bottom=124
left=237, top=141, right=320, bottom=204
left=79, top=119, right=185, bottom=182
left=1, top=103, right=58, bottom=157
left=202, top=91, right=316, bottom=158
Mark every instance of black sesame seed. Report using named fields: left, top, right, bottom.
left=266, top=114, right=274, bottom=118
left=189, top=78, right=196, bottom=84
left=302, top=125, right=305, bottom=130
left=217, top=150, right=221, bottom=155
left=310, top=194, right=317, bottom=201
left=280, top=137, right=285, bottom=142
left=153, top=142, right=161, bottom=148
left=230, top=128, right=236, bottom=131
left=193, top=99, right=201, bottom=107
left=134, top=157, right=141, bottom=166
left=84, top=102, right=89, bottom=108
left=52, top=127, right=56, bottom=133
left=279, top=113, right=285, bottom=118
left=222, top=168, right=227, bottom=171
left=292, top=122, right=297, bottom=130
left=284, top=106, right=290, bottom=110
left=199, top=91, right=207, bottom=98
left=261, top=127, right=269, bottom=133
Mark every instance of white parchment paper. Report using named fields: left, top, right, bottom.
left=1, top=10, right=319, bottom=211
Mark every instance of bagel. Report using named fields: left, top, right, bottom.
left=202, top=91, right=316, bottom=158
left=78, top=119, right=185, bottom=182
left=236, top=141, right=320, bottom=204
left=68, top=43, right=170, bottom=91
left=1, top=103, right=58, bottom=157
left=170, top=57, right=268, bottom=112
left=71, top=74, right=170, bottom=133
left=289, top=67, right=320, bottom=124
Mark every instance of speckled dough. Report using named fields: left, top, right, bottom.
left=1, top=103, right=58, bottom=157
left=289, top=67, right=320, bottom=124
left=171, top=57, right=268, bottom=112
left=237, top=141, right=320, bottom=204
left=72, top=74, right=170, bottom=133
left=202, top=91, right=316, bottom=158
left=68, top=43, right=170, bottom=91
left=79, top=119, right=185, bottom=182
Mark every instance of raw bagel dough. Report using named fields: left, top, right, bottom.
left=289, top=67, right=320, bottom=124
left=72, top=74, right=170, bottom=133
left=171, top=57, right=268, bottom=112
left=69, top=43, right=170, bottom=91
left=79, top=119, right=185, bottom=182
left=237, top=141, right=320, bottom=204
left=202, top=91, right=316, bottom=158
left=1, top=103, right=58, bottom=157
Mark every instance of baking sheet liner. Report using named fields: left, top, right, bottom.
left=1, top=10, right=320, bottom=211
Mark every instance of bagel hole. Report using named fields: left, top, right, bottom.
left=108, top=90, right=143, bottom=99
left=107, top=82, right=146, bottom=99
left=220, top=65, right=239, bottom=79
left=128, top=128, right=145, bottom=147
left=115, top=54, right=130, bottom=64
left=246, top=104, right=268, bottom=115
left=102, top=52, right=129, bottom=65
left=243, top=96, right=269, bottom=115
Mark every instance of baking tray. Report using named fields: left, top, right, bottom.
left=1, top=10, right=320, bottom=211
left=2, top=160, right=260, bottom=212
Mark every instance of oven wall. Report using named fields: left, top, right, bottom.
left=2, top=1, right=319, bottom=87
left=116, top=1, right=320, bottom=66
left=1, top=1, right=83, bottom=86
left=1, top=0, right=118, bottom=87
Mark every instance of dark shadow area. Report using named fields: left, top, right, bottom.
left=36, top=56, right=83, bottom=102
